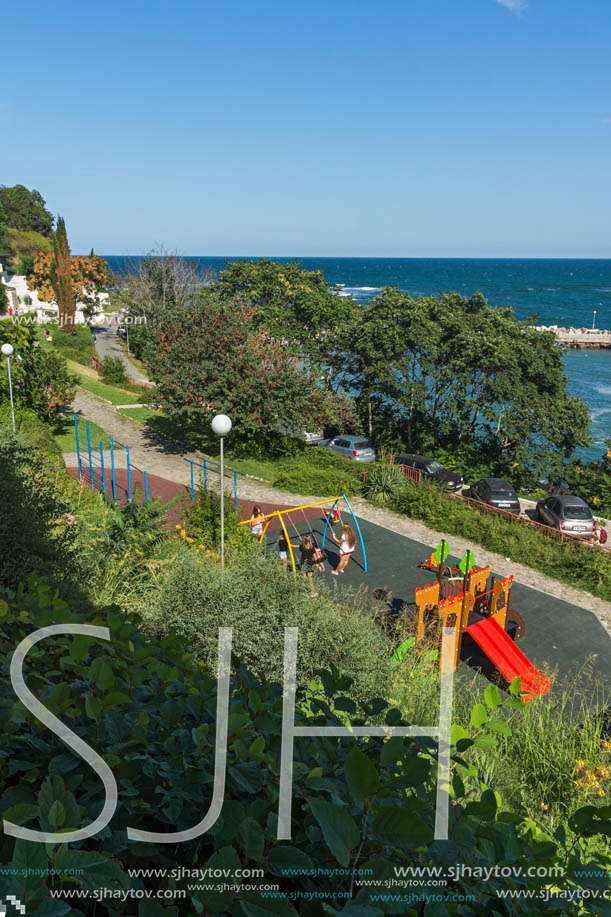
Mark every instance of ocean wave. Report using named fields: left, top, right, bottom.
left=593, top=384, right=611, bottom=396
left=590, top=408, right=611, bottom=419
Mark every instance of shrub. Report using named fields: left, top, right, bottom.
left=100, top=354, right=129, bottom=384
left=0, top=579, right=609, bottom=915
left=0, top=427, right=80, bottom=590
left=273, top=448, right=363, bottom=497
left=182, top=488, right=252, bottom=556
left=14, top=346, right=77, bottom=425
left=138, top=547, right=392, bottom=708
left=50, top=322, right=96, bottom=365
left=230, top=430, right=307, bottom=460
left=362, top=463, right=406, bottom=505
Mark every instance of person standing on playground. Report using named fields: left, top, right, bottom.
left=331, top=523, right=357, bottom=574
left=248, top=505, right=266, bottom=538
left=289, top=534, right=318, bottom=596
left=278, top=532, right=289, bottom=570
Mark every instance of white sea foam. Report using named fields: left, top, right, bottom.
left=593, top=384, right=611, bottom=397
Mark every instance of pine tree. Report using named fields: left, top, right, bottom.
left=53, top=216, right=76, bottom=334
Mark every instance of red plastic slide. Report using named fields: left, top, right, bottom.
left=465, top=617, right=551, bottom=703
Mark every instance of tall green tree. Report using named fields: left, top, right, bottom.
left=213, top=258, right=355, bottom=362
left=0, top=184, right=54, bottom=235
left=334, top=289, right=591, bottom=483
left=52, top=216, right=76, bottom=334
left=146, top=292, right=351, bottom=441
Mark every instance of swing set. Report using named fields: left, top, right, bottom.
left=239, top=494, right=367, bottom=579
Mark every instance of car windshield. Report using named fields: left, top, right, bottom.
left=426, top=461, right=444, bottom=473
left=354, top=441, right=372, bottom=450
left=490, top=490, right=515, bottom=500
left=563, top=505, right=592, bottom=520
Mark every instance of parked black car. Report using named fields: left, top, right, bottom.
left=466, top=478, right=521, bottom=514
left=395, top=454, right=464, bottom=491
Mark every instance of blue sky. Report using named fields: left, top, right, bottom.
left=2, top=0, right=610, bottom=256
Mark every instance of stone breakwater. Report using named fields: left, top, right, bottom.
left=532, top=325, right=611, bottom=349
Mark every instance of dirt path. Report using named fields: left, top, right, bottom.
left=66, top=389, right=611, bottom=635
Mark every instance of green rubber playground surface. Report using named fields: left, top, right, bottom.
left=266, top=511, right=611, bottom=707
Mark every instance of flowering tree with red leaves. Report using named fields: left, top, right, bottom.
left=29, top=221, right=108, bottom=333
left=146, top=294, right=351, bottom=441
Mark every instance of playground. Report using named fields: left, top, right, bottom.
left=241, top=498, right=611, bottom=709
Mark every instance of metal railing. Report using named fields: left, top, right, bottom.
left=184, top=456, right=243, bottom=510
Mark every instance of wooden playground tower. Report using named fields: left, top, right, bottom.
left=415, top=546, right=512, bottom=672
left=414, top=540, right=550, bottom=701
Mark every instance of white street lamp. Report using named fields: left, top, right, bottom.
left=210, top=414, right=232, bottom=570
left=1, top=343, right=15, bottom=433
left=593, top=310, right=597, bottom=331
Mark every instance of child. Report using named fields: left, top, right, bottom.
left=248, top=505, right=266, bottom=539
left=331, top=524, right=357, bottom=575
left=278, top=533, right=289, bottom=571
left=290, top=534, right=318, bottom=596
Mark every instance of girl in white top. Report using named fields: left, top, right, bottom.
left=331, top=524, right=357, bottom=575
left=249, top=505, right=266, bottom=538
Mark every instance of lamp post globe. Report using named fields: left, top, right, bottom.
left=211, top=414, right=232, bottom=437
left=1, top=343, right=14, bottom=357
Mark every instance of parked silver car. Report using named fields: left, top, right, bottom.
left=535, top=495, right=594, bottom=537
left=280, top=428, right=325, bottom=445
left=318, top=435, right=376, bottom=462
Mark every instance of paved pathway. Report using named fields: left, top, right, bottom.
left=93, top=314, right=149, bottom=384
left=66, top=389, right=611, bottom=635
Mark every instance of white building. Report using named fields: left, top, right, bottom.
left=0, top=257, right=109, bottom=323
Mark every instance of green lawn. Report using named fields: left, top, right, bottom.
left=53, top=415, right=111, bottom=452
left=223, top=455, right=280, bottom=482
left=76, top=375, right=145, bottom=405
left=117, top=406, right=161, bottom=424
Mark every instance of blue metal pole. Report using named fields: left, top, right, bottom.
left=86, top=421, right=94, bottom=491
left=341, top=493, right=368, bottom=573
left=190, top=461, right=194, bottom=501
left=234, top=471, right=238, bottom=512
left=203, top=457, right=207, bottom=492
left=110, top=436, right=117, bottom=501
left=144, top=470, right=149, bottom=503
left=74, top=415, right=82, bottom=481
left=99, top=442, right=106, bottom=493
left=126, top=444, right=132, bottom=502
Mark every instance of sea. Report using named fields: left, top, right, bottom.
left=104, top=257, right=611, bottom=462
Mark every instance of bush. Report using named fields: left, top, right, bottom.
left=0, top=427, right=79, bottom=590
left=230, top=430, right=307, bottom=460
left=100, top=354, right=128, bottom=384
left=0, top=579, right=609, bottom=915
left=273, top=448, right=363, bottom=496
left=181, top=488, right=252, bottom=556
left=14, top=347, right=77, bottom=425
left=391, top=480, right=611, bottom=601
left=362, top=463, right=406, bottom=505
left=138, top=547, right=392, bottom=708
left=51, top=322, right=96, bottom=365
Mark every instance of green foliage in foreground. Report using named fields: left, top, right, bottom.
left=137, top=546, right=391, bottom=709
left=0, top=579, right=610, bottom=916
left=390, top=478, right=611, bottom=601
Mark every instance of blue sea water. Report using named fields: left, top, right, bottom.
left=104, top=256, right=611, bottom=461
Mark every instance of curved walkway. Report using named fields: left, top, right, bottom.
left=66, top=389, right=611, bottom=635
left=93, top=314, right=149, bottom=384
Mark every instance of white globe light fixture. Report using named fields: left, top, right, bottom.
left=1, top=343, right=16, bottom=432
left=211, top=414, right=232, bottom=437
left=211, top=414, right=232, bottom=569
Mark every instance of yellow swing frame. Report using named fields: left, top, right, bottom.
left=239, top=494, right=367, bottom=580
